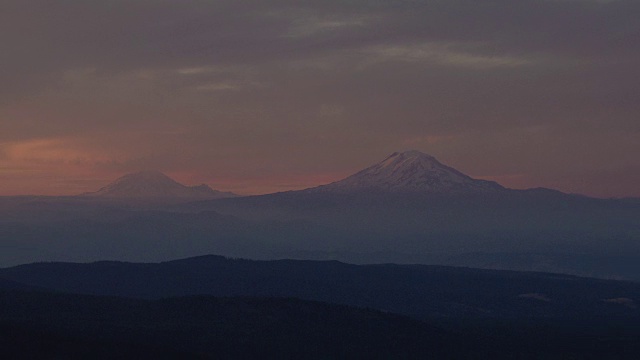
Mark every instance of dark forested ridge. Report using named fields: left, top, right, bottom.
left=3, top=255, right=640, bottom=320
left=3, top=256, right=640, bottom=358
left=0, top=290, right=462, bottom=359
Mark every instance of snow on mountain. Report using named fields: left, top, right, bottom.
left=84, top=171, right=237, bottom=199
left=311, top=150, right=505, bottom=194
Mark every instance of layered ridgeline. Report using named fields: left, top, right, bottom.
left=5, top=259, right=640, bottom=359
left=83, top=171, right=237, bottom=200
left=3, top=255, right=640, bottom=320
left=0, top=151, right=638, bottom=280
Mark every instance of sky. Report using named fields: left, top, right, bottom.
left=1, top=0, right=639, bottom=197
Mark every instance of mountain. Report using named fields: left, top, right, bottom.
left=310, top=150, right=504, bottom=194
left=84, top=171, right=237, bottom=199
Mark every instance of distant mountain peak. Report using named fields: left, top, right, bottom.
left=108, top=171, right=180, bottom=186
left=83, top=171, right=238, bottom=199
left=311, top=150, right=505, bottom=194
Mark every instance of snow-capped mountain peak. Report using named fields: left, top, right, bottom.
left=311, top=150, right=504, bottom=194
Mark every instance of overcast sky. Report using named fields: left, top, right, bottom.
left=1, top=0, right=639, bottom=197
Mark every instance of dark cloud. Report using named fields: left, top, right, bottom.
left=0, top=0, right=638, bottom=196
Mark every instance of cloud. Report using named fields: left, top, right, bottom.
left=282, top=12, right=376, bottom=38
left=359, top=43, right=534, bottom=69
left=193, top=80, right=265, bottom=92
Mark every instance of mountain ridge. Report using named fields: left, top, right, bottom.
left=3, top=254, right=640, bottom=320
left=83, top=171, right=237, bottom=199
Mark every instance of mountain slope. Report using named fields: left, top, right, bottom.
left=84, top=171, right=236, bottom=199
left=3, top=279, right=640, bottom=359
left=3, top=255, right=640, bottom=320
left=0, top=291, right=458, bottom=359
left=310, top=150, right=504, bottom=193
